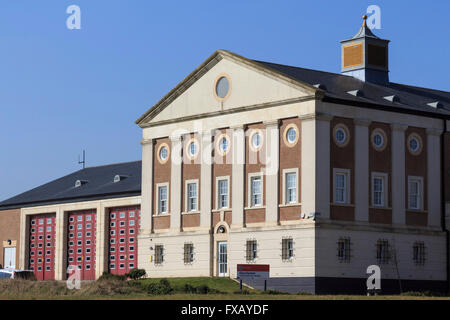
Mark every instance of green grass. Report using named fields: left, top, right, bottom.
left=138, top=277, right=254, bottom=294
left=1, top=277, right=450, bottom=300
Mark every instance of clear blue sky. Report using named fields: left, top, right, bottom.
left=0, top=1, right=449, bottom=201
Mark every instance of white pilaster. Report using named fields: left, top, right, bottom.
left=170, top=135, right=183, bottom=232
left=140, top=139, right=153, bottom=235
left=95, top=203, right=107, bottom=279
left=391, top=123, right=407, bottom=225
left=200, top=130, right=214, bottom=229
left=354, top=119, right=371, bottom=222
left=300, top=113, right=331, bottom=220
left=264, top=120, right=279, bottom=226
left=427, top=128, right=443, bottom=227
left=231, top=125, right=245, bottom=229
left=54, top=206, right=64, bottom=280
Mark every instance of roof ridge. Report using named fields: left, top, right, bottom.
left=253, top=59, right=346, bottom=78
left=390, top=82, right=450, bottom=96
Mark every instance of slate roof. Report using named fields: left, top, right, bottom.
left=0, top=161, right=141, bottom=210
left=253, top=60, right=450, bottom=119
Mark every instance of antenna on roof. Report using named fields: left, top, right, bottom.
left=78, top=150, right=86, bottom=169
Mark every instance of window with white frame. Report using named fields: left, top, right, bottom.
left=333, top=169, right=350, bottom=204
left=187, top=182, right=198, bottom=212
left=372, top=173, right=388, bottom=207
left=158, top=185, right=168, bottom=214
left=218, top=179, right=228, bottom=209
left=285, top=171, right=297, bottom=204
left=250, top=176, right=262, bottom=207
left=408, top=177, right=423, bottom=210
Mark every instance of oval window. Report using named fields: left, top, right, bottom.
left=160, top=146, right=168, bottom=161
left=407, top=133, right=422, bottom=155
left=189, top=141, right=197, bottom=156
left=409, top=137, right=419, bottom=152
left=336, top=128, right=346, bottom=144
left=216, top=77, right=229, bottom=99
left=219, top=137, right=228, bottom=152
left=287, top=127, right=297, bottom=143
left=252, top=132, right=261, bottom=148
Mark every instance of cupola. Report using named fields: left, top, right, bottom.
left=341, top=15, right=390, bottom=85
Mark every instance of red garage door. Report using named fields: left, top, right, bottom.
left=29, top=214, right=56, bottom=280
left=108, top=206, right=140, bottom=275
left=67, top=210, right=96, bottom=280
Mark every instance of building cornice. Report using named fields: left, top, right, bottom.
left=390, top=123, right=408, bottom=132
left=140, top=95, right=315, bottom=129
left=353, top=118, right=372, bottom=126
left=426, top=128, right=443, bottom=136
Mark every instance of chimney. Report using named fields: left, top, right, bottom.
left=341, top=15, right=390, bottom=86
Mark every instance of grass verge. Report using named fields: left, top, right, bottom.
left=0, top=276, right=449, bottom=300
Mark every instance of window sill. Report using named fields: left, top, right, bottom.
left=182, top=211, right=200, bottom=215
left=331, top=203, right=354, bottom=207
left=369, top=206, right=392, bottom=210
left=211, top=208, right=232, bottom=213
left=406, top=209, right=428, bottom=213
left=244, top=206, right=266, bottom=211
left=152, top=213, right=170, bottom=217
left=279, top=203, right=302, bottom=208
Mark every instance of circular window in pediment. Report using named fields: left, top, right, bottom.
left=214, top=74, right=232, bottom=101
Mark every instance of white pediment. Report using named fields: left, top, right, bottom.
left=137, top=51, right=317, bottom=127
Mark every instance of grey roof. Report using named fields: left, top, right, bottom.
left=253, top=60, right=450, bottom=118
left=348, top=21, right=380, bottom=40
left=0, top=161, right=141, bottom=210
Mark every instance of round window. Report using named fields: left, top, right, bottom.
left=407, top=133, right=422, bottom=155
left=287, top=127, right=297, bottom=143
left=215, top=76, right=229, bottom=99
left=252, top=132, right=261, bottom=148
left=219, top=137, right=228, bottom=152
left=189, top=141, right=197, bottom=156
left=373, top=133, right=383, bottom=147
left=333, top=124, right=350, bottom=147
left=157, top=143, right=170, bottom=164
left=159, top=146, right=168, bottom=161
left=410, top=137, right=419, bottom=152
left=336, top=128, right=346, bottom=144
left=371, top=129, right=387, bottom=151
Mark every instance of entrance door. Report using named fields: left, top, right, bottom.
left=4, top=247, right=16, bottom=269
left=217, top=241, right=228, bottom=277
